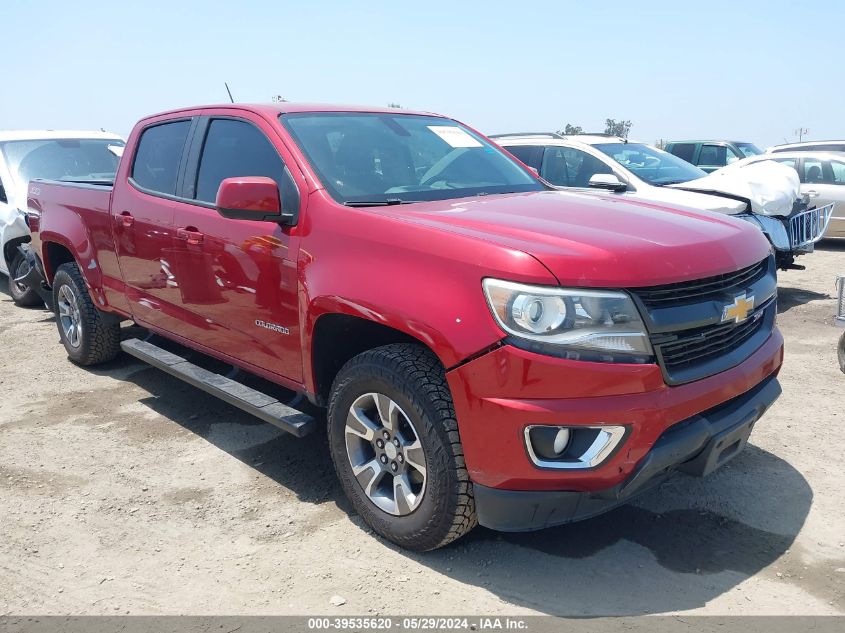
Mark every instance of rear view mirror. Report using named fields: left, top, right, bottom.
left=215, top=177, right=294, bottom=224
left=588, top=173, right=627, bottom=192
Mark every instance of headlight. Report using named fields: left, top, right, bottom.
left=482, top=278, right=653, bottom=361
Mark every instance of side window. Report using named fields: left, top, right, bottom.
left=0, top=175, right=7, bottom=204
left=669, top=143, right=696, bottom=163
left=195, top=119, right=298, bottom=212
left=505, top=145, right=542, bottom=169
left=802, top=159, right=827, bottom=184
left=698, top=144, right=736, bottom=167
left=131, top=120, right=191, bottom=195
left=831, top=160, right=845, bottom=184
left=541, top=147, right=611, bottom=188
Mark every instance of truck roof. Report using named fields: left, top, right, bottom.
left=0, top=130, right=124, bottom=142
left=141, top=103, right=439, bottom=121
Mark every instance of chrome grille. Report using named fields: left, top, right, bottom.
left=789, top=203, right=833, bottom=249
left=657, top=311, right=765, bottom=373
left=633, top=259, right=768, bottom=308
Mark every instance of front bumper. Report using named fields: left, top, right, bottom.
left=473, top=374, right=781, bottom=531
left=445, top=326, right=783, bottom=491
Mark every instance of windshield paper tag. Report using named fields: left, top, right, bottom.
left=427, top=126, right=482, bottom=148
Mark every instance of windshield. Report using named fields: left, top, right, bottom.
left=736, top=142, right=763, bottom=157
left=593, top=143, right=707, bottom=185
left=281, top=113, right=542, bottom=205
left=0, top=138, right=125, bottom=191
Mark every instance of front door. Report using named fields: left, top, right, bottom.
left=165, top=114, right=303, bottom=383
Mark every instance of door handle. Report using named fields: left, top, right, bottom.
left=119, top=210, right=134, bottom=228
left=176, top=227, right=204, bottom=245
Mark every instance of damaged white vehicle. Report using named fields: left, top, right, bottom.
left=0, top=130, right=124, bottom=305
left=494, top=133, right=832, bottom=270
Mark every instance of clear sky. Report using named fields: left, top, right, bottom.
left=4, top=0, right=842, bottom=148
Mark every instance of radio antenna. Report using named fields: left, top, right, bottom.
left=224, top=82, right=235, bottom=103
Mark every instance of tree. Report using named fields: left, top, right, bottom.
left=604, top=119, right=632, bottom=138
left=271, top=95, right=288, bottom=103
left=654, top=138, right=667, bottom=150
left=387, top=103, right=403, bottom=109
left=558, top=123, right=583, bottom=136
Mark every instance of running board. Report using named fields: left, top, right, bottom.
left=120, top=338, right=315, bottom=437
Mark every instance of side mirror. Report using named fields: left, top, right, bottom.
left=215, top=177, right=293, bottom=224
left=588, top=173, right=627, bottom=192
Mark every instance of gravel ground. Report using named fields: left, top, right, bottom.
left=0, top=244, right=843, bottom=616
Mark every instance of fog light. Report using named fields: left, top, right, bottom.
left=525, top=425, right=627, bottom=469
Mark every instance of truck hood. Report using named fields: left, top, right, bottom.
left=387, top=190, right=771, bottom=287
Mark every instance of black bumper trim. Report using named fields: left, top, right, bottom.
left=19, top=245, right=53, bottom=308
left=474, top=375, right=782, bottom=532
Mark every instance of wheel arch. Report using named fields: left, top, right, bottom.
left=309, top=312, right=442, bottom=406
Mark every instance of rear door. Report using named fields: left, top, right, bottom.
left=165, top=111, right=304, bottom=382
left=112, top=118, right=194, bottom=331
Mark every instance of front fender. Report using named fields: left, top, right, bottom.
left=297, top=199, right=557, bottom=394
left=0, top=206, right=30, bottom=275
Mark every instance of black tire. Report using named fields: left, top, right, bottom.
left=8, top=250, right=43, bottom=307
left=838, top=332, right=845, bottom=375
left=52, top=262, right=120, bottom=365
left=327, top=344, right=477, bottom=551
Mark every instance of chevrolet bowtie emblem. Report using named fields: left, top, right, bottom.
left=722, top=293, right=755, bottom=324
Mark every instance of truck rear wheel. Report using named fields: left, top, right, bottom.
left=52, top=263, right=120, bottom=366
left=327, top=344, right=477, bottom=551
left=9, top=250, right=43, bottom=307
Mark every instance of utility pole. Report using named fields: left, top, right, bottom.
left=794, top=127, right=809, bottom=142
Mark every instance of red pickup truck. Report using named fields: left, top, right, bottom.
left=25, top=103, right=783, bottom=550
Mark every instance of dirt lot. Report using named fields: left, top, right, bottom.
left=1, top=244, right=844, bottom=616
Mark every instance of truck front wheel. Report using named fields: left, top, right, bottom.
left=52, top=263, right=120, bottom=366
left=327, top=344, right=477, bottom=551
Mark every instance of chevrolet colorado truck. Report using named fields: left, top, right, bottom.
left=25, top=104, right=784, bottom=551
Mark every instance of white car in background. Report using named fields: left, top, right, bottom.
left=0, top=130, right=124, bottom=305
left=493, top=133, right=830, bottom=270
left=722, top=150, right=845, bottom=239
left=768, top=140, right=845, bottom=155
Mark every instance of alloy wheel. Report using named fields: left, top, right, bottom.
left=57, top=285, right=82, bottom=348
left=344, top=392, right=427, bottom=516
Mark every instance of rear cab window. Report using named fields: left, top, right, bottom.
left=131, top=120, right=192, bottom=195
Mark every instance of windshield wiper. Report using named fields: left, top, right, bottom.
left=653, top=179, right=689, bottom=186
left=344, top=198, right=411, bottom=207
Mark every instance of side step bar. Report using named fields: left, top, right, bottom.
left=120, top=338, right=316, bottom=437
